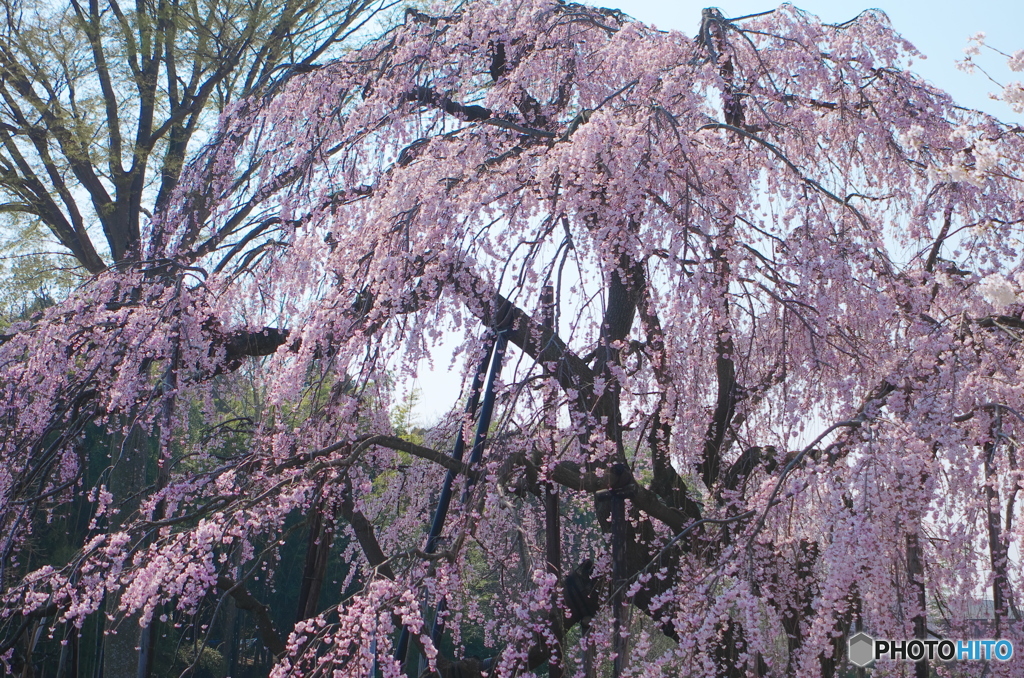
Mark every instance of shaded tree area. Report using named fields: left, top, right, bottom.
left=3, top=1, right=1024, bottom=677
left=0, top=359, right=372, bottom=677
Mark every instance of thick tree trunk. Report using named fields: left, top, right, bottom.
left=984, top=442, right=1010, bottom=637
left=102, top=419, right=149, bottom=677
left=906, top=530, right=929, bottom=678
left=296, top=493, right=333, bottom=623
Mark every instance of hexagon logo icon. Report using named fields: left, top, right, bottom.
left=848, top=632, right=875, bottom=668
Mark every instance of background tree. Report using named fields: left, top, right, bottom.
left=3, top=1, right=1024, bottom=678
left=0, top=0, right=392, bottom=270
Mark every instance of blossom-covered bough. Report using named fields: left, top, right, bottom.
left=3, top=1, right=1024, bottom=676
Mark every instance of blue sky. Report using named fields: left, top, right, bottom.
left=604, top=0, right=1024, bottom=122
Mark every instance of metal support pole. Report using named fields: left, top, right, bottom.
left=542, top=284, right=564, bottom=678
left=396, top=299, right=513, bottom=672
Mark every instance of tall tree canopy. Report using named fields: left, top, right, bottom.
left=0, top=0, right=390, bottom=272
left=3, top=1, right=1024, bottom=677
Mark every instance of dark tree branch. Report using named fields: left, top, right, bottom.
left=222, top=326, right=294, bottom=360
left=216, top=576, right=287, bottom=657
left=338, top=477, right=396, bottom=581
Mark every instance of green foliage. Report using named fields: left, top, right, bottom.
left=0, top=218, right=83, bottom=329
left=391, top=387, right=425, bottom=443
left=175, top=644, right=227, bottom=678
